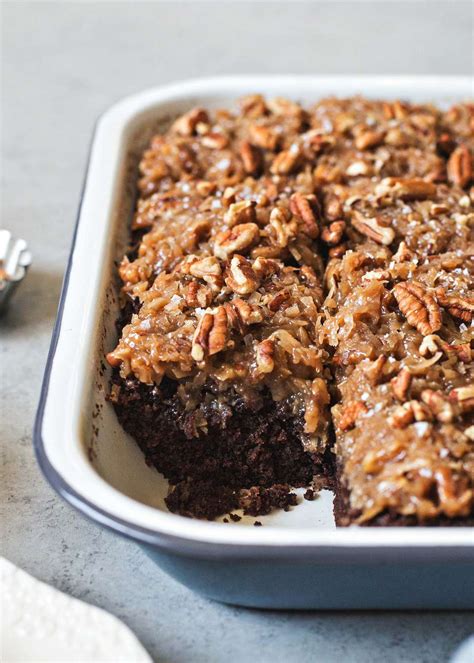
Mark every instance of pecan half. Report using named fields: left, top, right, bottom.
left=393, top=281, right=442, bottom=336
left=172, top=107, right=209, bottom=136
left=435, top=287, right=474, bottom=323
left=225, top=255, right=260, bottom=294
left=192, top=306, right=228, bottom=361
left=321, top=220, right=345, bottom=246
left=391, top=367, right=412, bottom=401
left=351, top=212, right=395, bottom=245
left=447, top=145, right=472, bottom=188
left=240, top=140, right=262, bottom=174
left=255, top=339, right=275, bottom=374
left=214, top=223, right=260, bottom=259
left=338, top=401, right=368, bottom=432
left=289, top=192, right=320, bottom=239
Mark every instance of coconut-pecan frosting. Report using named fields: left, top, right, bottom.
left=107, top=95, right=473, bottom=523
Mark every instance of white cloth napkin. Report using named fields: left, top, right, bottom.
left=1, top=557, right=152, bottom=662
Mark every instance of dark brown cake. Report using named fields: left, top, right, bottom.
left=107, top=95, right=474, bottom=524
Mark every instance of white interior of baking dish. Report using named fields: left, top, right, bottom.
left=40, top=76, right=474, bottom=548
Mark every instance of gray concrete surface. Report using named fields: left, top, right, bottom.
left=1, top=2, right=473, bottom=662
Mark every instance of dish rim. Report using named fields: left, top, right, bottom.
left=34, top=75, right=474, bottom=558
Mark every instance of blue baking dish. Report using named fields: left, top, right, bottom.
left=34, top=76, right=474, bottom=608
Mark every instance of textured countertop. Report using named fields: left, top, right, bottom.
left=2, top=2, right=473, bottom=662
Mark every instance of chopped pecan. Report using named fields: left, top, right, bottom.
left=289, top=192, right=320, bottom=239
left=214, top=223, right=260, bottom=259
left=435, top=287, right=474, bottom=323
left=383, top=100, right=408, bottom=120
left=321, top=220, right=345, bottom=246
left=201, top=132, right=229, bottom=150
left=186, top=281, right=213, bottom=308
left=255, top=339, right=275, bottom=373
left=351, top=211, right=395, bottom=245
left=268, top=207, right=297, bottom=247
left=419, top=335, right=470, bottom=363
left=172, top=107, right=209, bottom=136
left=239, top=94, right=267, bottom=117
left=449, top=385, right=474, bottom=414
left=355, top=129, right=384, bottom=151
left=447, top=145, right=472, bottom=188
left=300, top=264, right=320, bottom=288
left=187, top=256, right=222, bottom=288
left=252, top=256, right=281, bottom=279
left=268, top=290, right=290, bottom=312
left=434, top=467, right=473, bottom=518
left=270, top=145, right=301, bottom=174
left=192, top=306, right=228, bottom=361
left=223, top=199, right=257, bottom=226
left=375, top=177, right=436, bottom=200
left=362, top=442, right=405, bottom=475
left=363, top=355, right=387, bottom=385
left=328, top=244, right=348, bottom=258
left=393, top=281, right=442, bottom=336
left=388, top=400, right=432, bottom=428
left=384, top=128, right=408, bottom=147
left=196, top=180, right=217, bottom=196
left=442, top=343, right=472, bottom=363
left=240, top=140, right=262, bottom=174
left=346, top=161, right=371, bottom=177
left=362, top=269, right=391, bottom=283
left=106, top=351, right=122, bottom=368
left=465, top=425, right=474, bottom=441
left=224, top=298, right=263, bottom=333
left=225, top=255, right=260, bottom=294
left=222, top=186, right=237, bottom=207
left=325, top=194, right=344, bottom=220
left=392, top=241, right=413, bottom=263
left=249, top=124, right=278, bottom=151
left=419, top=334, right=442, bottom=357
left=421, top=389, right=455, bottom=423
left=391, top=367, right=412, bottom=401
left=338, top=401, right=368, bottom=432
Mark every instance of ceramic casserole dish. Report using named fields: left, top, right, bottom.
left=34, top=76, right=474, bottom=609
